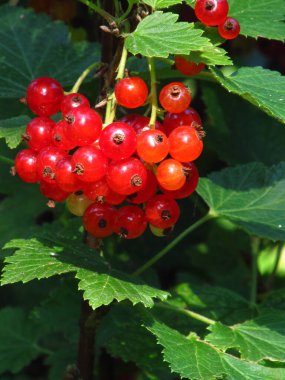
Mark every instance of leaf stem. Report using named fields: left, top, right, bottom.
left=148, top=57, right=158, bottom=128
left=250, top=237, right=260, bottom=305
left=70, top=62, right=100, bottom=93
left=0, top=155, right=14, bottom=166
left=156, top=303, right=215, bottom=325
left=79, top=0, right=115, bottom=24
left=132, top=213, right=214, bottom=277
left=116, top=2, right=133, bottom=24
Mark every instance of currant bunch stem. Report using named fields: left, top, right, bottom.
left=148, top=57, right=158, bottom=129
left=70, top=62, right=101, bottom=94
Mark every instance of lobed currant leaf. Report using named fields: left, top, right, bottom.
left=0, top=115, right=31, bottom=148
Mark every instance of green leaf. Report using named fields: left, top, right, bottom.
left=2, top=222, right=168, bottom=309
left=46, top=347, right=77, bottom=380
left=0, top=116, right=30, bottom=148
left=125, top=12, right=213, bottom=58
left=261, top=288, right=285, bottom=311
left=197, top=162, right=285, bottom=241
left=202, top=83, right=285, bottom=165
left=0, top=5, right=100, bottom=98
left=145, top=318, right=285, bottom=380
left=143, top=0, right=182, bottom=8
left=0, top=307, right=41, bottom=374
left=210, top=66, right=285, bottom=124
left=206, top=310, right=285, bottom=363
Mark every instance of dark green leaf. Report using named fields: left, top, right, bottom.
left=0, top=116, right=30, bottom=148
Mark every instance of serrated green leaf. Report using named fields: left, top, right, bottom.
left=45, top=346, right=77, bottom=380
left=145, top=318, right=285, bottom=380
left=0, top=5, right=100, bottom=98
left=125, top=12, right=212, bottom=58
left=1, top=222, right=168, bottom=308
left=143, top=0, right=182, bottom=8
left=0, top=115, right=30, bottom=148
left=261, top=288, right=285, bottom=311
left=210, top=66, right=285, bottom=124
left=206, top=310, right=285, bottom=363
left=197, top=162, right=285, bottom=241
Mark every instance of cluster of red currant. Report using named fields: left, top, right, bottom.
left=195, top=0, right=240, bottom=40
left=14, top=75, right=203, bottom=240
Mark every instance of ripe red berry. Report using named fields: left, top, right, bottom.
left=112, top=205, right=147, bottom=239
left=39, top=180, right=69, bottom=202
left=132, top=116, right=166, bottom=136
left=175, top=57, right=205, bottom=76
left=145, top=194, right=180, bottom=229
left=156, top=159, right=186, bottom=191
left=37, top=146, right=67, bottom=183
left=107, top=157, right=147, bottom=195
left=52, top=120, right=76, bottom=151
left=115, top=77, right=148, bottom=109
left=61, top=93, right=90, bottom=115
left=84, top=178, right=126, bottom=205
left=127, top=170, right=157, bottom=204
left=195, top=0, right=229, bottom=26
left=99, top=122, right=137, bottom=160
left=26, top=77, right=64, bottom=116
left=169, top=126, right=204, bottom=162
left=15, top=149, right=39, bottom=183
left=160, top=162, right=199, bottom=199
left=71, top=146, right=108, bottom=183
left=120, top=113, right=141, bottom=127
left=83, top=203, right=116, bottom=238
left=64, top=107, right=103, bottom=146
left=159, top=82, right=191, bottom=113
left=55, top=156, right=83, bottom=192
left=164, top=108, right=202, bottom=136
left=136, top=130, right=169, bottom=163
left=24, top=117, right=55, bottom=151
left=218, top=17, right=240, bottom=39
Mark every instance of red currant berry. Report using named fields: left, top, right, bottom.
left=115, top=77, right=148, bottom=109
left=169, top=126, right=204, bottom=162
left=145, top=194, right=180, bottom=229
left=66, top=192, right=93, bottom=216
left=136, top=130, right=169, bottom=163
left=55, top=156, right=83, bottom=192
left=132, top=116, right=166, bottom=135
left=83, top=203, right=116, bottom=238
left=52, top=120, right=76, bottom=151
left=64, top=107, right=103, bottom=146
left=107, top=157, right=147, bottom=195
left=159, top=82, right=191, bottom=113
left=127, top=170, right=157, bottom=204
left=104, top=190, right=126, bottom=205
left=156, top=159, right=186, bottom=191
left=71, top=146, right=108, bottom=183
left=195, top=0, right=229, bottom=26
left=175, top=56, right=205, bottom=76
left=15, top=149, right=39, bottom=183
left=218, top=17, right=240, bottom=39
left=37, top=146, right=67, bottom=183
left=26, top=77, right=64, bottom=116
left=149, top=224, right=174, bottom=237
left=61, top=93, right=90, bottom=115
left=164, top=108, right=202, bottom=136
left=120, top=113, right=141, bottom=127
left=84, top=178, right=125, bottom=205
left=39, top=180, right=69, bottom=202
left=99, top=122, right=137, bottom=160
left=112, top=205, right=147, bottom=239
left=160, top=162, right=199, bottom=199
left=24, top=117, right=55, bottom=151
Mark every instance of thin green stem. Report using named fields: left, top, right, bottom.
left=79, top=0, right=115, bottom=23
left=0, top=155, right=14, bottom=166
left=133, top=213, right=214, bottom=277
left=250, top=237, right=260, bottom=305
left=70, top=62, right=100, bottom=93
left=116, top=2, right=133, bottom=24
left=116, top=44, right=128, bottom=81
left=148, top=57, right=158, bottom=129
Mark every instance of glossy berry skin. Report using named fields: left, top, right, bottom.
left=61, top=93, right=90, bottom=115
left=84, top=178, right=126, bottom=205
left=175, top=57, right=205, bottom=76
left=83, top=203, right=116, bottom=238
left=159, top=82, right=191, bottom=113
left=145, top=194, right=180, bottom=229
left=156, top=159, right=186, bottom=191
left=66, top=192, right=93, bottom=217
left=55, top=156, right=83, bottom=192
left=218, top=17, right=240, bottom=40
left=37, top=146, right=67, bottom=183
left=132, top=116, right=166, bottom=136
left=160, top=162, right=199, bottom=199
left=15, top=149, right=39, bottom=183
left=115, top=77, right=148, bottom=109
left=99, top=122, right=137, bottom=160
left=120, top=113, right=141, bottom=127
left=71, top=146, right=108, bottom=183
left=195, top=0, right=229, bottom=26
left=24, top=117, right=55, bottom=151
left=164, top=108, right=202, bottom=136
left=39, top=180, right=69, bottom=202
left=64, top=107, right=103, bottom=146
left=26, top=77, right=64, bottom=116
left=112, top=205, right=147, bottom=239
left=127, top=170, right=157, bottom=205
left=137, top=130, right=169, bottom=163
left=107, top=157, right=147, bottom=195
left=169, top=126, right=203, bottom=162
left=52, top=120, right=76, bottom=151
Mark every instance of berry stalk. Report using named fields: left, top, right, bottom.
left=70, top=62, right=101, bottom=94
left=0, top=155, right=14, bottom=166
left=148, top=57, right=158, bottom=129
